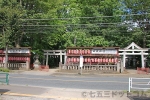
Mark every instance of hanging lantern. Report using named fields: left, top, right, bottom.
left=76, top=49, right=79, bottom=54
left=68, top=58, right=70, bottom=63
left=98, top=58, right=100, bottom=62
left=109, top=58, right=112, bottom=63
left=77, top=58, right=79, bottom=62
left=87, top=49, right=91, bottom=54
left=95, top=58, right=98, bottom=62
left=112, top=58, right=114, bottom=63
left=71, top=50, right=74, bottom=54
left=13, top=57, right=16, bottom=61
left=100, top=58, right=102, bottom=63
left=115, top=58, right=118, bottom=63
left=103, top=58, right=106, bottom=63
left=85, top=58, right=87, bottom=62
left=88, top=58, right=91, bottom=62
left=84, top=49, right=87, bottom=54
left=82, top=50, right=85, bottom=55
left=106, top=58, right=108, bottom=63
left=68, top=49, right=71, bottom=54
left=17, top=57, right=19, bottom=61
left=91, top=58, right=94, bottom=62
left=74, top=50, right=77, bottom=54
left=73, top=58, right=76, bottom=62
left=70, top=58, right=73, bottom=62
left=79, top=49, right=82, bottom=55
left=0, top=57, right=2, bottom=61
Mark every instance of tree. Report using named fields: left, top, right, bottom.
left=0, top=0, right=28, bottom=48
left=62, top=30, right=109, bottom=47
left=123, top=0, right=150, bottom=48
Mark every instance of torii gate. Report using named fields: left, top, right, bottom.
left=119, top=42, right=149, bottom=68
left=43, top=50, right=66, bottom=66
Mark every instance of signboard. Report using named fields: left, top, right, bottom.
left=79, top=56, right=83, bottom=68
left=4, top=49, right=30, bottom=53
left=91, top=49, right=117, bottom=54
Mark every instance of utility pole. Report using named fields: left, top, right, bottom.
left=3, top=26, right=8, bottom=68
left=4, top=43, right=8, bottom=68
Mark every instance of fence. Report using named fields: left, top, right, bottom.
left=61, top=64, right=118, bottom=72
left=0, top=72, right=9, bottom=85
left=0, top=63, right=26, bottom=70
left=129, top=77, right=150, bottom=92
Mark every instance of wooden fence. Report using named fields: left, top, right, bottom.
left=0, top=63, right=26, bottom=70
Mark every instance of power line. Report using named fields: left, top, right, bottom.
left=20, top=13, right=150, bottom=20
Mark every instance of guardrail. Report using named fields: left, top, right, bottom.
left=0, top=72, right=9, bottom=85
left=129, top=77, right=150, bottom=92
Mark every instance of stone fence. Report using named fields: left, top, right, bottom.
left=59, top=62, right=124, bottom=73
left=0, top=63, right=27, bottom=70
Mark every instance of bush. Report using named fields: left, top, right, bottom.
left=0, top=68, right=9, bottom=72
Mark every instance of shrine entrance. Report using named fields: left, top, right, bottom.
left=43, top=50, right=66, bottom=68
left=119, top=42, right=149, bottom=69
left=125, top=55, right=141, bottom=69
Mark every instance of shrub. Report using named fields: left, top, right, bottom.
left=0, top=67, right=9, bottom=72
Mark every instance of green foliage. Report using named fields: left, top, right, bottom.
left=0, top=67, right=9, bottom=72
left=62, top=30, right=109, bottom=47
left=0, top=0, right=150, bottom=59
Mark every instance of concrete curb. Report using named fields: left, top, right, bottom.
left=2, top=92, right=91, bottom=100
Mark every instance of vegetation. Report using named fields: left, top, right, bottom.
left=0, top=67, right=9, bottom=72
left=0, top=0, right=150, bottom=58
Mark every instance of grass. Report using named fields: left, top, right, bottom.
left=0, top=68, right=9, bottom=72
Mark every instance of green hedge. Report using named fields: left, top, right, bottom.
left=0, top=68, right=9, bottom=72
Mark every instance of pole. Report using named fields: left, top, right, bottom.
left=4, top=43, right=8, bottom=68
left=129, top=77, right=130, bottom=92
left=80, top=65, right=82, bottom=75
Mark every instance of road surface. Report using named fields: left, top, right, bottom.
left=9, top=73, right=129, bottom=90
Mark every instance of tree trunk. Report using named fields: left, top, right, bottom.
left=15, top=39, right=20, bottom=48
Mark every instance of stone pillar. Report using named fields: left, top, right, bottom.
left=64, top=54, right=67, bottom=64
left=26, top=57, right=30, bottom=70
left=117, top=62, right=120, bottom=72
left=59, top=62, right=62, bottom=70
left=120, top=60, right=124, bottom=73
left=60, top=50, right=62, bottom=63
left=123, top=53, right=126, bottom=68
left=26, top=61, right=29, bottom=70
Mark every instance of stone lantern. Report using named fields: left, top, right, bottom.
left=33, top=55, right=41, bottom=70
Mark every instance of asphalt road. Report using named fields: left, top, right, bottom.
left=9, top=73, right=130, bottom=90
